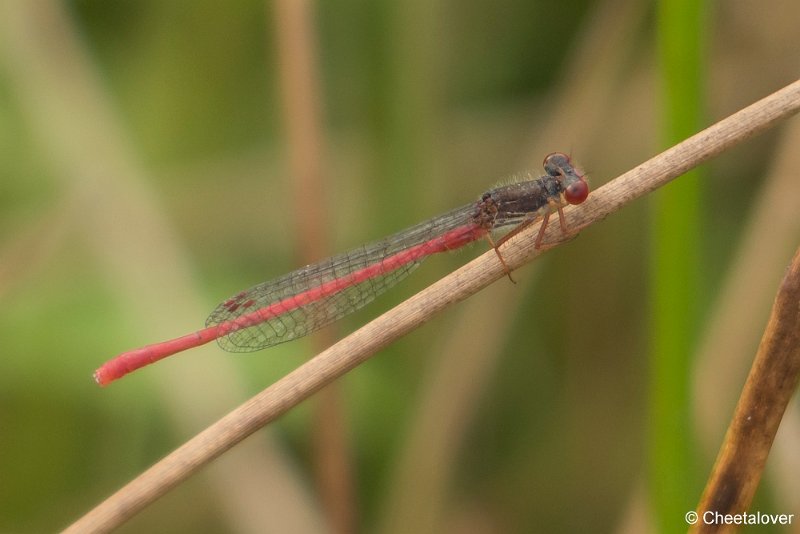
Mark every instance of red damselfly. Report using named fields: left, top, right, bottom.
left=95, top=152, right=589, bottom=385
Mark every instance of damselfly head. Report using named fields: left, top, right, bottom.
left=543, top=152, right=572, bottom=175
left=565, top=178, right=589, bottom=205
left=543, top=152, right=589, bottom=205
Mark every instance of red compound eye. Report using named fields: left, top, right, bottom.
left=565, top=179, right=589, bottom=205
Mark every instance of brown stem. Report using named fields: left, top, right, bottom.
left=689, top=246, right=800, bottom=533
left=63, top=80, right=800, bottom=533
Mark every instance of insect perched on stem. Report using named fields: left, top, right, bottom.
left=95, top=152, right=588, bottom=386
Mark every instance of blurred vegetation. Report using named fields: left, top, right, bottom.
left=0, top=1, right=798, bottom=533
left=649, top=0, right=706, bottom=531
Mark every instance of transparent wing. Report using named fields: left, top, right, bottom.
left=206, top=203, right=479, bottom=352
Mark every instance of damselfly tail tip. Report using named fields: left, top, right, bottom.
left=93, top=367, right=110, bottom=387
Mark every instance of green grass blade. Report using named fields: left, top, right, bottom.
left=651, top=0, right=707, bottom=530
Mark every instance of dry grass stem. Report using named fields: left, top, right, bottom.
left=64, top=79, right=800, bottom=533
left=690, top=246, right=800, bottom=533
left=273, top=0, right=357, bottom=531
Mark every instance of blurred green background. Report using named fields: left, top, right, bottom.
left=1, top=1, right=799, bottom=532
